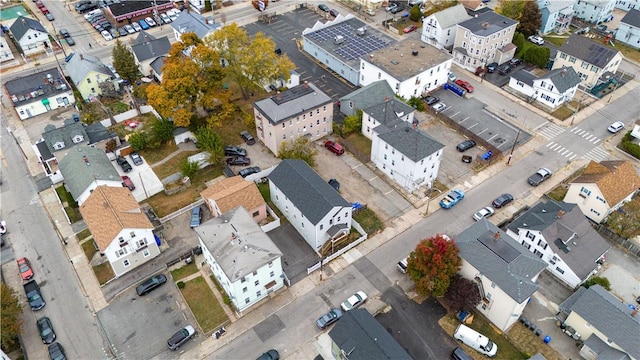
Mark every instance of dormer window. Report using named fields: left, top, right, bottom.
left=53, top=142, right=65, bottom=150
left=130, top=231, right=136, bottom=238
left=72, top=135, right=84, bottom=144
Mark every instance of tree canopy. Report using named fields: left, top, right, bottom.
left=1, top=283, right=23, bottom=350
left=407, top=234, right=461, bottom=297
left=518, top=1, right=542, bottom=37
left=495, top=0, right=526, bottom=21
left=445, top=274, right=481, bottom=312
left=278, top=137, right=317, bottom=167
left=112, top=39, right=139, bottom=84
left=606, top=195, right=640, bottom=238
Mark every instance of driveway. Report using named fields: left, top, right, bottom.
left=267, top=224, right=321, bottom=285
left=114, top=154, right=164, bottom=201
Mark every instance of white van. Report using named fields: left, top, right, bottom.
left=453, top=324, right=497, bottom=357
left=397, top=257, right=408, bottom=273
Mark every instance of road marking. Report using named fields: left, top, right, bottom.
left=368, top=176, right=378, bottom=181
left=569, top=154, right=577, bottom=160
left=561, top=149, right=570, bottom=156
left=591, top=138, right=601, bottom=145
left=584, top=135, right=594, bottom=141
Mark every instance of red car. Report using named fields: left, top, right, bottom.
left=18, top=257, right=34, bottom=281
left=455, top=79, right=474, bottom=93
left=325, top=141, right=344, bottom=155
left=121, top=176, right=135, bottom=191
left=403, top=25, right=417, bottom=33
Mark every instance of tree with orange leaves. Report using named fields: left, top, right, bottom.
left=407, top=233, right=461, bottom=297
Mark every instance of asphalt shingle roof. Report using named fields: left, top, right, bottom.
left=582, top=335, right=630, bottom=360
left=458, top=11, right=518, bottom=36
left=268, top=159, right=350, bottom=225
left=131, top=35, right=171, bottom=62
left=620, top=9, right=640, bottom=28
left=253, top=82, right=332, bottom=125
left=538, top=66, right=581, bottom=93
left=558, top=34, right=620, bottom=68
left=5, top=67, right=71, bottom=106
left=84, top=122, right=117, bottom=144
left=511, top=69, right=537, bottom=86
left=65, top=53, right=113, bottom=88
left=9, top=16, right=47, bottom=40
left=42, top=119, right=89, bottom=155
left=58, top=146, right=120, bottom=201
left=329, top=309, right=412, bottom=360
left=171, top=10, right=220, bottom=39
left=339, top=80, right=396, bottom=115
left=200, top=176, right=265, bottom=215
left=376, top=122, right=444, bottom=162
left=570, top=160, right=640, bottom=207
left=433, top=4, right=470, bottom=29
left=455, top=219, right=547, bottom=303
left=364, top=99, right=414, bottom=127
left=507, top=200, right=610, bottom=280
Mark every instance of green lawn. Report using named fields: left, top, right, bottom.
left=170, top=262, right=199, bottom=281
left=81, top=239, right=97, bottom=262
left=353, top=207, right=384, bottom=235
left=76, top=228, right=91, bottom=241
left=55, top=185, right=83, bottom=223
left=180, top=276, right=229, bottom=333
left=93, top=262, right=115, bottom=285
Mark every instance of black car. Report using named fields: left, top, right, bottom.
left=527, top=168, right=553, bottom=186
left=423, top=95, right=439, bottom=105
left=456, top=139, right=476, bottom=152
left=224, top=145, right=247, bottom=157
left=240, top=131, right=256, bottom=145
left=509, top=58, right=522, bottom=66
left=116, top=156, right=132, bottom=172
left=316, top=308, right=343, bottom=329
left=486, top=62, right=498, bottom=73
left=499, top=65, right=513, bottom=75
left=66, top=37, right=76, bottom=46
left=318, top=4, right=329, bottom=12
left=226, top=156, right=251, bottom=166
left=492, top=193, right=514, bottom=208
left=37, top=317, right=56, bottom=344
left=329, top=9, right=339, bottom=17
left=136, top=274, right=167, bottom=296
left=239, top=166, right=261, bottom=178
left=117, top=27, right=128, bottom=37
left=48, top=342, right=67, bottom=360
left=257, top=349, right=280, bottom=360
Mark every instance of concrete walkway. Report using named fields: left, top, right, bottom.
left=150, top=141, right=198, bottom=168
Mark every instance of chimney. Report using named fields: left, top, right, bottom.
left=482, top=22, right=489, bottom=29
left=303, top=81, right=308, bottom=89
left=561, top=69, right=567, bottom=77
left=494, top=231, right=500, bottom=240
left=276, top=91, right=281, bottom=100
left=80, top=54, right=84, bottom=60
left=557, top=210, right=565, bottom=219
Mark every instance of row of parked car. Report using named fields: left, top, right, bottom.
left=78, top=7, right=181, bottom=42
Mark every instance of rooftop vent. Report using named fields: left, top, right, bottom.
left=356, top=26, right=367, bottom=36
left=334, top=35, right=344, bottom=45
left=482, top=21, right=489, bottom=29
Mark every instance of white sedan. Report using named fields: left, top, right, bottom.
left=145, top=17, right=157, bottom=27
left=101, top=30, right=113, bottom=41
left=607, top=121, right=624, bottom=133
left=340, top=291, right=367, bottom=311
left=473, top=206, right=495, bottom=221
left=528, top=35, right=545, bottom=45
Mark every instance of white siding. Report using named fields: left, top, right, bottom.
left=104, top=228, right=159, bottom=277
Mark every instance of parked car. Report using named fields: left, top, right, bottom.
left=160, top=13, right=171, bottom=23
left=455, top=79, right=474, bottom=93
left=131, top=22, right=142, bottom=32
left=45, top=13, right=55, bottom=21
left=329, top=9, right=339, bottom=17
left=167, top=325, right=196, bottom=350
left=116, top=156, right=132, bottom=172
left=499, top=64, right=513, bottom=75
left=136, top=274, right=167, bottom=296
left=390, top=5, right=404, bottom=13
left=340, top=291, right=368, bottom=311
left=596, top=24, right=607, bottom=31
left=124, top=24, right=135, bottom=34
left=318, top=4, right=329, bottom=12
left=423, top=95, right=439, bottom=105
left=607, top=121, right=624, bottom=133
left=59, top=29, right=70, bottom=38
left=224, top=146, right=247, bottom=157
left=121, top=176, right=135, bottom=191
left=528, top=35, right=545, bottom=45
left=257, top=349, right=280, bottom=360
left=385, top=3, right=399, bottom=12
left=18, top=257, right=34, bottom=281
left=527, top=168, right=553, bottom=186
left=240, top=130, right=256, bottom=145
left=448, top=72, right=456, bottom=82
left=239, top=166, right=261, bottom=178
left=492, top=193, right=514, bottom=208
left=129, top=152, right=143, bottom=165
left=65, top=37, right=76, bottom=46
left=486, top=62, right=498, bottom=73
left=316, top=308, right=343, bottom=329
left=456, top=139, right=476, bottom=152
left=473, top=206, right=495, bottom=221
left=37, top=317, right=56, bottom=344
left=101, top=30, right=113, bottom=41
left=190, top=206, right=202, bottom=228
left=403, top=25, right=417, bottom=33
left=117, top=27, right=128, bottom=37
left=138, top=19, right=150, bottom=30
left=48, top=342, right=67, bottom=360
left=324, top=140, right=345, bottom=155
left=509, top=58, right=522, bottom=66
left=226, top=156, right=251, bottom=166
left=432, top=102, right=447, bottom=113
left=145, top=17, right=157, bottom=26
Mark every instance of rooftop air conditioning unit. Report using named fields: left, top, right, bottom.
left=357, top=26, right=367, bottom=36
left=334, top=35, right=344, bottom=45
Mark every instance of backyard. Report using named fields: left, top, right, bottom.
left=179, top=276, right=229, bottom=334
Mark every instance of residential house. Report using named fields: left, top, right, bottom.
left=9, top=16, right=50, bottom=56
left=328, top=309, right=412, bottom=360
left=361, top=97, right=416, bottom=140
left=573, top=0, right=616, bottom=23
left=537, top=0, right=575, bottom=34
left=35, top=119, right=88, bottom=177
left=130, top=32, right=172, bottom=80
left=84, top=122, right=120, bottom=153
left=200, top=176, right=267, bottom=223
left=557, top=285, right=640, bottom=359
left=616, top=9, right=640, bottom=49
left=58, top=146, right=122, bottom=205
left=1, top=33, right=15, bottom=63
left=508, top=66, right=582, bottom=109
left=371, top=121, right=444, bottom=192
left=80, top=186, right=160, bottom=277
left=253, top=82, right=333, bottom=157
left=459, top=0, right=490, bottom=13
left=171, top=10, right=220, bottom=42
left=66, top=53, right=117, bottom=100
left=421, top=4, right=470, bottom=50
left=552, top=34, right=622, bottom=88
left=4, top=67, right=75, bottom=120
left=615, top=0, right=640, bottom=10
left=506, top=200, right=610, bottom=289
left=452, top=11, right=519, bottom=72
left=359, top=34, right=453, bottom=100
left=186, top=0, right=206, bottom=13
left=338, top=80, right=396, bottom=117
left=173, top=127, right=195, bottom=144
left=195, top=207, right=284, bottom=313
left=268, top=159, right=352, bottom=253
left=563, top=160, right=640, bottom=223
left=456, top=219, right=547, bottom=331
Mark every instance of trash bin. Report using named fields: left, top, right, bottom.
left=543, top=335, right=552, bottom=344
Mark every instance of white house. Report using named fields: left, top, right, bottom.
left=563, top=160, right=640, bottom=223
left=506, top=200, right=610, bottom=289
left=9, top=16, right=50, bottom=56
left=537, top=0, right=575, bottom=34
left=339, top=80, right=397, bottom=117
left=80, top=186, right=160, bottom=277
left=195, top=206, right=284, bottom=313
left=4, top=67, right=75, bottom=120
left=268, top=159, right=352, bottom=253
left=616, top=9, right=640, bottom=49
left=171, top=10, right=220, bottom=42
left=360, top=97, right=416, bottom=140
left=573, top=0, right=616, bottom=23
left=456, top=220, right=547, bottom=332
left=615, top=0, right=640, bottom=10
left=508, top=66, right=582, bottom=109
left=0, top=33, right=15, bottom=63
left=359, top=34, right=453, bottom=100
left=421, top=4, right=470, bottom=50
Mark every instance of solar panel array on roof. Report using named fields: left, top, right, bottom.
left=307, top=23, right=389, bottom=61
left=587, top=44, right=617, bottom=68
left=477, top=231, right=520, bottom=263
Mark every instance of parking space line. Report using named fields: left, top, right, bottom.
left=459, top=116, right=470, bottom=123
left=368, top=176, right=378, bottom=181
left=487, top=133, right=499, bottom=142
left=476, top=128, right=488, bottom=135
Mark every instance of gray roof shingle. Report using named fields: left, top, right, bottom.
left=507, top=200, right=610, bottom=280
left=9, top=16, right=47, bottom=40
left=171, top=11, right=220, bottom=39
left=329, top=309, right=412, bottom=360
left=433, top=4, right=471, bottom=29
left=339, top=81, right=396, bottom=116
left=58, top=146, right=120, bottom=201
left=458, top=11, right=518, bottom=36
left=268, top=159, right=350, bottom=225
left=558, top=34, right=620, bottom=68
left=376, top=122, right=444, bottom=162
left=131, top=35, right=171, bottom=62
left=65, top=53, right=113, bottom=88
left=582, top=335, right=631, bottom=360
left=559, top=285, right=640, bottom=359
left=620, top=9, right=640, bottom=28
left=4, top=67, right=71, bottom=106
left=456, top=219, right=547, bottom=303
left=511, top=69, right=538, bottom=86
left=85, top=122, right=117, bottom=144
left=538, top=66, right=581, bottom=93
left=42, top=119, right=89, bottom=155
left=254, top=82, right=332, bottom=125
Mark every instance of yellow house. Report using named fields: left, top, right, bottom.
left=65, top=53, right=117, bottom=101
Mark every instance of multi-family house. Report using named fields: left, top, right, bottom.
left=4, top=67, right=75, bottom=120
left=616, top=9, right=640, bottom=49
left=200, top=176, right=268, bottom=223
left=615, top=0, right=640, bottom=10
left=9, top=16, right=50, bottom=56
left=456, top=219, right=547, bottom=332
left=421, top=4, right=470, bottom=50
left=537, top=0, right=575, bottom=34
left=195, top=206, right=284, bottom=313
left=253, top=82, right=333, bottom=157
left=506, top=200, right=610, bottom=289
left=171, top=10, right=220, bottom=42
left=573, top=0, right=616, bottom=23
left=58, top=146, right=122, bottom=205
left=0, top=33, right=15, bottom=63
left=360, top=97, right=416, bottom=140
left=80, top=186, right=160, bottom=277
left=130, top=32, right=171, bottom=81
left=268, top=159, right=352, bottom=253
left=66, top=53, right=117, bottom=101
left=508, top=66, right=582, bottom=109
left=552, top=34, right=622, bottom=88
left=563, top=160, right=640, bottom=223
left=558, top=285, right=640, bottom=359
left=359, top=34, right=453, bottom=100
left=338, top=80, right=396, bottom=117
left=452, top=11, right=519, bottom=72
